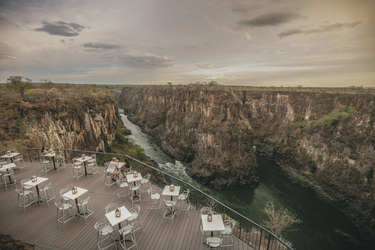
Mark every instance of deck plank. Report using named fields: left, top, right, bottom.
left=0, top=161, right=253, bottom=250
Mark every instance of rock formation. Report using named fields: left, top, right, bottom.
left=118, top=85, right=375, bottom=246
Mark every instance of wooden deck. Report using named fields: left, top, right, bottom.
left=0, top=161, right=253, bottom=250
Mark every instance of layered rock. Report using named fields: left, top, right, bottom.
left=118, top=85, right=375, bottom=246
left=0, top=87, right=120, bottom=151
left=119, top=86, right=259, bottom=190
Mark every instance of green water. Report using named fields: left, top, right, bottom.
left=120, top=110, right=365, bottom=250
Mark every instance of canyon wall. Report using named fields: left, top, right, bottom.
left=118, top=85, right=375, bottom=245
left=0, top=87, right=120, bottom=152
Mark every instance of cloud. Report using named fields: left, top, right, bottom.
left=238, top=12, right=300, bottom=27
left=278, top=21, right=362, bottom=38
left=83, top=42, right=122, bottom=50
left=34, top=21, right=86, bottom=37
left=121, top=52, right=173, bottom=68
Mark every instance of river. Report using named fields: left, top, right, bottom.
left=119, top=110, right=365, bottom=250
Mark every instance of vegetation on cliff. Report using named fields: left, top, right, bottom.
left=0, top=78, right=153, bottom=167
left=119, top=85, right=259, bottom=190
left=119, top=85, right=375, bottom=247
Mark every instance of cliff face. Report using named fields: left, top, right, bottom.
left=119, top=86, right=259, bottom=190
left=0, top=87, right=120, bottom=151
left=118, top=85, right=375, bottom=245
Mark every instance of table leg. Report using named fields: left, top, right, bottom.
left=52, top=157, right=56, bottom=170
left=84, top=162, right=88, bottom=176
left=36, top=185, right=41, bottom=206
left=75, top=198, right=80, bottom=214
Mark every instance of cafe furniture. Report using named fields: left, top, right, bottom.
left=24, top=176, right=49, bottom=206
left=162, top=185, right=180, bottom=219
left=94, top=221, right=116, bottom=250
left=126, top=172, right=143, bottom=203
left=62, top=187, right=88, bottom=215
left=44, top=152, right=57, bottom=170
left=1, top=152, right=20, bottom=163
left=74, top=155, right=93, bottom=176
left=55, top=201, right=76, bottom=229
left=15, top=186, right=36, bottom=213
left=105, top=205, right=132, bottom=241
left=177, top=189, right=190, bottom=211
left=0, top=163, right=17, bottom=190
left=77, top=195, right=95, bottom=224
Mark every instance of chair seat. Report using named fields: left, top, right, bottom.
left=220, top=225, right=232, bottom=234
left=207, top=237, right=222, bottom=247
left=119, top=225, right=132, bottom=235
left=100, top=224, right=113, bottom=235
left=119, top=182, right=129, bottom=188
left=151, top=193, right=160, bottom=200
left=165, top=201, right=175, bottom=207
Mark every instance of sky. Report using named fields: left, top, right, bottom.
left=0, top=0, right=374, bottom=87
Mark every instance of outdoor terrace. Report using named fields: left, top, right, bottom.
left=0, top=148, right=292, bottom=250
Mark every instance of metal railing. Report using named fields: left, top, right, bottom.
left=2, top=148, right=293, bottom=250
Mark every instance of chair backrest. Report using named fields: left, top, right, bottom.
left=105, top=203, right=119, bottom=213
left=144, top=173, right=151, bottom=180
left=59, top=187, right=71, bottom=202
left=201, top=206, right=210, bottom=215
left=20, top=179, right=29, bottom=187
left=129, top=204, right=140, bottom=214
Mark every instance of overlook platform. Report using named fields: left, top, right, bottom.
left=0, top=161, right=253, bottom=250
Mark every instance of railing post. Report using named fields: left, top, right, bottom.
left=259, top=230, right=263, bottom=250
left=267, top=233, right=271, bottom=250
left=28, top=149, right=32, bottom=162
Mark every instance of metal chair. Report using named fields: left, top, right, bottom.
left=140, top=173, right=151, bottom=193
left=56, top=158, right=67, bottom=172
left=40, top=157, right=53, bottom=175
left=1, top=168, right=16, bottom=191
left=14, top=154, right=26, bottom=172
left=177, top=189, right=190, bottom=210
left=16, top=187, right=36, bottom=213
left=59, top=187, right=74, bottom=205
left=55, top=201, right=76, bottom=229
left=40, top=182, right=56, bottom=207
left=163, top=199, right=176, bottom=220
left=206, top=237, right=223, bottom=249
left=117, top=178, right=130, bottom=200
left=72, top=158, right=84, bottom=181
left=147, top=188, right=161, bottom=210
left=105, top=203, right=119, bottom=214
left=220, top=218, right=236, bottom=247
left=104, top=162, right=116, bottom=189
left=127, top=204, right=143, bottom=234
left=77, top=195, right=95, bottom=224
left=94, top=222, right=116, bottom=250
left=119, top=224, right=138, bottom=250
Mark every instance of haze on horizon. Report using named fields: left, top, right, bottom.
left=0, top=0, right=374, bottom=87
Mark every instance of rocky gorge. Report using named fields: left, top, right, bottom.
left=118, top=85, right=375, bottom=247
left=0, top=85, right=121, bottom=152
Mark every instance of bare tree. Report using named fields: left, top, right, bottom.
left=262, top=201, right=301, bottom=237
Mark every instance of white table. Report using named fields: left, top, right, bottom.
left=24, top=177, right=49, bottom=205
left=126, top=173, right=142, bottom=200
left=62, top=187, right=88, bottom=214
left=106, top=205, right=132, bottom=241
left=201, top=214, right=225, bottom=237
left=1, top=152, right=20, bottom=163
left=106, top=205, right=132, bottom=228
left=75, top=157, right=93, bottom=176
left=162, top=185, right=181, bottom=216
left=0, top=163, right=17, bottom=184
left=162, top=185, right=181, bottom=201
left=44, top=153, right=57, bottom=170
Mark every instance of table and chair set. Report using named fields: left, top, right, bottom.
left=0, top=150, right=238, bottom=249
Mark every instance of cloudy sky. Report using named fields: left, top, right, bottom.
left=0, top=0, right=374, bottom=87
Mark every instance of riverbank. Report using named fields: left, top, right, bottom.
left=254, top=142, right=371, bottom=249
